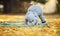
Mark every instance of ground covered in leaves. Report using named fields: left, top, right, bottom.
left=0, top=14, right=60, bottom=36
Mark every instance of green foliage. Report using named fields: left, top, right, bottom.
left=33, top=0, right=47, bottom=4
left=57, top=4, right=60, bottom=13
left=12, top=7, right=20, bottom=13
left=12, top=7, right=27, bottom=13
left=19, top=0, right=47, bottom=4
left=19, top=0, right=31, bottom=3
left=0, top=0, right=3, bottom=4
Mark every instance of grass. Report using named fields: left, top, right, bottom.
left=0, top=14, right=60, bottom=36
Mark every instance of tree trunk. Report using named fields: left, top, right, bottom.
left=3, top=0, right=12, bottom=14
left=58, top=0, right=60, bottom=4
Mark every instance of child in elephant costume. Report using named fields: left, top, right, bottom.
left=24, top=5, right=46, bottom=26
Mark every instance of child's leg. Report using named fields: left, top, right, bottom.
left=39, top=14, right=46, bottom=24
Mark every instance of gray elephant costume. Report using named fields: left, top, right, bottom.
left=24, top=5, right=46, bottom=25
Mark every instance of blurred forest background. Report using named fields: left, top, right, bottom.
left=0, top=0, right=60, bottom=36
left=0, top=0, right=60, bottom=14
